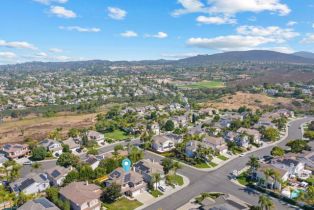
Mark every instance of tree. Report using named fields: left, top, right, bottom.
left=286, top=139, right=311, bottom=153
left=31, top=146, right=47, bottom=161
left=114, top=144, right=124, bottom=153
left=151, top=173, right=161, bottom=190
left=263, top=168, right=275, bottom=188
left=304, top=131, right=314, bottom=140
left=262, top=128, right=279, bottom=142
left=271, top=146, right=285, bottom=157
left=15, top=192, right=28, bottom=206
left=246, top=156, right=260, bottom=177
left=161, top=158, right=174, bottom=175
left=57, top=153, right=79, bottom=168
left=164, top=120, right=175, bottom=131
left=172, top=161, right=181, bottom=176
left=98, top=158, right=119, bottom=174
left=82, top=134, right=88, bottom=146
left=68, top=128, right=80, bottom=137
left=102, top=183, right=121, bottom=203
left=31, top=162, right=42, bottom=171
left=62, top=144, right=71, bottom=153
left=258, top=195, right=274, bottom=210
left=78, top=164, right=94, bottom=180
left=128, top=147, right=144, bottom=163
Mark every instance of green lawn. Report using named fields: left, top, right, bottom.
left=104, top=130, right=131, bottom=141
left=237, top=172, right=250, bottom=186
left=177, top=81, right=225, bottom=89
left=167, top=174, right=184, bottom=186
left=103, top=198, right=142, bottom=210
left=217, top=155, right=228, bottom=161
left=150, top=189, right=163, bottom=197
left=208, top=162, right=218, bottom=167
left=194, top=162, right=210, bottom=168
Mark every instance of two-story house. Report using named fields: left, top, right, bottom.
left=46, top=166, right=71, bottom=186
left=1, top=144, right=30, bottom=160
left=237, top=128, right=261, bottom=145
left=60, top=181, right=102, bottom=210
left=87, top=130, right=105, bottom=145
left=40, top=139, right=63, bottom=157
left=10, top=173, right=50, bottom=195
left=134, top=159, right=164, bottom=183
left=152, top=134, right=183, bottom=153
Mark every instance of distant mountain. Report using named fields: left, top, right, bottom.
left=176, top=50, right=314, bottom=66
left=293, top=51, right=314, bottom=59
left=1, top=50, right=314, bottom=72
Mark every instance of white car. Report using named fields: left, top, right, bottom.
left=158, top=186, right=166, bottom=192
left=239, top=154, right=245, bottom=157
left=23, top=161, right=33, bottom=165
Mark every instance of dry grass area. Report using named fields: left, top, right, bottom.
left=0, top=113, right=97, bottom=144
left=204, top=92, right=293, bottom=111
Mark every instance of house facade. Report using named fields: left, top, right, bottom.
left=40, top=139, right=63, bottom=157
left=152, top=134, right=182, bottom=153
left=1, top=144, right=30, bottom=159
left=10, top=173, right=50, bottom=195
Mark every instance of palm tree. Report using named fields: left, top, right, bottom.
left=258, top=195, right=274, bottom=210
left=172, top=161, right=181, bottom=176
left=246, top=156, right=260, bottom=177
left=152, top=173, right=161, bottom=190
left=263, top=168, right=274, bottom=189
left=31, top=162, right=42, bottom=171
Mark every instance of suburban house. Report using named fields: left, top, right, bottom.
left=152, top=134, right=183, bottom=153
left=1, top=144, right=30, bottom=159
left=87, top=130, right=105, bottom=145
left=198, top=193, right=250, bottom=210
left=185, top=140, right=205, bottom=158
left=237, top=128, right=261, bottom=144
left=188, top=125, right=206, bottom=136
left=224, top=131, right=237, bottom=142
left=274, top=109, right=294, bottom=118
left=84, top=155, right=102, bottom=170
left=46, top=166, right=71, bottom=186
left=63, top=137, right=81, bottom=152
left=0, top=154, right=8, bottom=167
left=106, top=167, right=146, bottom=197
left=150, top=123, right=160, bottom=135
left=10, top=173, right=50, bottom=195
left=60, top=181, right=102, bottom=210
left=270, top=157, right=310, bottom=178
left=171, top=115, right=188, bottom=128
left=202, top=136, right=228, bottom=154
left=134, top=159, right=164, bottom=183
left=235, top=134, right=250, bottom=148
left=254, top=163, right=289, bottom=190
left=40, top=139, right=63, bottom=157
left=17, top=197, right=60, bottom=210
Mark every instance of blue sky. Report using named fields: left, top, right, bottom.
left=0, top=0, right=314, bottom=64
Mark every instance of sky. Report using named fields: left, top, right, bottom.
left=1, top=0, right=314, bottom=64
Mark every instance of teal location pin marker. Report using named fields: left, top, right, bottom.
left=122, top=158, right=131, bottom=172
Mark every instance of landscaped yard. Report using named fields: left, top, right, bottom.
left=194, top=162, right=210, bottom=168
left=217, top=155, right=228, bottom=161
left=104, top=130, right=132, bottom=141
left=177, top=80, right=225, bottom=89
left=150, top=189, right=163, bottom=197
left=167, top=174, right=184, bottom=186
left=237, top=172, right=251, bottom=186
left=103, top=198, right=142, bottom=210
left=208, top=162, right=218, bottom=167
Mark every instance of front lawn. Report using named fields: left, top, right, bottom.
left=217, top=155, right=228, bottom=161
left=167, top=174, right=184, bottom=186
left=103, top=198, right=142, bottom=210
left=150, top=189, right=163, bottom=197
left=208, top=162, right=218, bottom=167
left=237, top=172, right=251, bottom=186
left=104, top=130, right=132, bottom=141
left=194, top=162, right=210, bottom=168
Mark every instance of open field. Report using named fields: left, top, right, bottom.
left=204, top=92, right=294, bottom=111
left=177, top=80, right=225, bottom=89
left=0, top=113, right=97, bottom=144
left=104, top=130, right=132, bottom=141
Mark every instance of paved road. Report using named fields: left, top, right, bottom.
left=143, top=117, right=314, bottom=210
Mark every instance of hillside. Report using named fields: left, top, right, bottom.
left=293, top=51, right=314, bottom=59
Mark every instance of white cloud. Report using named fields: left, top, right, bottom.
left=300, top=33, right=314, bottom=44
left=187, top=35, right=274, bottom=51
left=287, top=21, right=297, bottom=27
left=172, top=0, right=205, bottom=16
left=120, top=31, right=138, bottom=38
left=312, top=23, right=314, bottom=28
left=145, top=32, right=168, bottom=39
left=107, top=7, right=127, bottom=20
left=0, top=40, right=37, bottom=50
left=50, top=6, right=76, bottom=18
left=173, top=0, right=290, bottom=18
left=236, top=25, right=299, bottom=43
left=59, top=26, right=101, bottom=32
left=196, top=16, right=236, bottom=25
left=0, top=52, right=16, bottom=59
left=36, top=52, right=48, bottom=57
left=49, top=48, right=63, bottom=53
left=266, top=46, right=294, bottom=53
left=33, top=0, right=68, bottom=5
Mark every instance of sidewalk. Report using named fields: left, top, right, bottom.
left=135, top=173, right=190, bottom=210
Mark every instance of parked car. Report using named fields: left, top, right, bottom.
left=158, top=186, right=166, bottom=192
left=23, top=161, right=33, bottom=165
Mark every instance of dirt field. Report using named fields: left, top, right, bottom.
left=0, top=113, right=97, bottom=145
left=204, top=92, right=294, bottom=111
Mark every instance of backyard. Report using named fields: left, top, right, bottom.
left=103, top=198, right=142, bottom=210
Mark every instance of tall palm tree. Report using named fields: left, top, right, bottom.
left=263, top=168, right=274, bottom=189
left=246, top=156, right=260, bottom=177
left=258, top=195, right=274, bottom=210
left=172, top=161, right=181, bottom=176
left=152, top=173, right=161, bottom=190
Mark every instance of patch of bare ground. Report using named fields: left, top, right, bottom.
left=204, top=92, right=294, bottom=111
left=0, top=113, right=97, bottom=145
